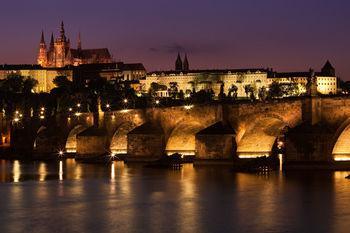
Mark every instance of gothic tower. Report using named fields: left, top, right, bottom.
left=175, top=53, right=183, bottom=71
left=183, top=54, right=189, bottom=71
left=37, top=31, right=47, bottom=66
left=54, top=21, right=70, bottom=67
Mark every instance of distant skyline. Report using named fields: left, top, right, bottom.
left=0, top=0, right=349, bottom=78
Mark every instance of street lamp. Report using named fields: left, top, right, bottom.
left=123, top=99, right=128, bottom=104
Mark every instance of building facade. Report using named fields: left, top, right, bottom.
left=37, top=22, right=112, bottom=68
left=0, top=65, right=73, bottom=93
left=140, top=57, right=337, bottom=98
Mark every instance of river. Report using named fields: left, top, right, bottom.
left=0, top=159, right=349, bottom=233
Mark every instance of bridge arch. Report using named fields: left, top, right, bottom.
left=110, top=121, right=140, bottom=155
left=165, top=121, right=207, bottom=156
left=332, top=118, right=350, bottom=161
left=237, top=116, right=288, bottom=158
left=33, top=126, right=48, bottom=150
left=65, top=125, right=89, bottom=153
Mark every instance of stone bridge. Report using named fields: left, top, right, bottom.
left=8, top=96, right=350, bottom=163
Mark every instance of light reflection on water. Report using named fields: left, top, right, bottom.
left=0, top=159, right=350, bottom=233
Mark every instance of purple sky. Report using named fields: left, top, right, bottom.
left=0, top=0, right=349, bottom=79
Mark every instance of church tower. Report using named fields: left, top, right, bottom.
left=54, top=21, right=70, bottom=67
left=183, top=54, right=189, bottom=71
left=37, top=31, right=47, bottom=66
left=175, top=53, right=183, bottom=71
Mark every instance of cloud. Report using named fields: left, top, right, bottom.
left=148, top=41, right=228, bottom=55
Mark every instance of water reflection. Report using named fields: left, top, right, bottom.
left=12, top=160, right=20, bottom=182
left=59, top=160, right=63, bottom=181
left=1, top=160, right=350, bottom=233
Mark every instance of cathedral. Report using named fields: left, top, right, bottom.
left=37, top=22, right=112, bottom=68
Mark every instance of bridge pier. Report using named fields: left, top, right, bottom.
left=195, top=122, right=236, bottom=161
left=126, top=122, right=165, bottom=162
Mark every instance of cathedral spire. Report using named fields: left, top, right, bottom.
left=60, top=21, right=66, bottom=41
left=175, top=53, right=183, bottom=71
left=183, top=54, right=189, bottom=71
left=50, top=33, right=54, bottom=45
left=40, top=30, right=45, bottom=45
left=78, top=32, right=82, bottom=50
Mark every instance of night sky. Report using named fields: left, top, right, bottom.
left=0, top=0, right=349, bottom=79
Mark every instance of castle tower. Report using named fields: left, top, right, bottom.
left=49, top=33, right=54, bottom=51
left=54, top=21, right=70, bottom=67
left=37, top=30, right=47, bottom=67
left=321, top=60, right=335, bottom=77
left=183, top=54, right=189, bottom=71
left=175, top=53, right=183, bottom=71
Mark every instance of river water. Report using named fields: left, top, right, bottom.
left=0, top=159, right=350, bottom=233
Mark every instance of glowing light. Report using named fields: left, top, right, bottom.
left=77, top=103, right=81, bottom=108
left=166, top=150, right=195, bottom=156
left=111, top=114, right=116, bottom=119
left=155, top=100, right=160, bottom=105
left=41, top=107, right=45, bottom=111
left=278, top=154, right=283, bottom=172
left=238, top=154, right=267, bottom=159
left=184, top=105, right=194, bottom=110
left=111, top=162, right=115, bottom=180
left=69, top=108, right=73, bottom=112
left=123, top=99, right=128, bottom=103
left=19, top=114, right=23, bottom=118
left=59, top=161, right=63, bottom=181
left=334, top=155, right=350, bottom=161
left=75, top=112, right=82, bottom=116
left=106, top=104, right=110, bottom=108
left=40, top=115, right=45, bottom=119
left=15, top=111, right=19, bottom=114
left=111, top=149, right=127, bottom=155
left=13, top=160, right=20, bottom=183
left=120, top=109, right=130, bottom=113
left=58, top=150, right=64, bottom=157
left=38, top=163, right=47, bottom=182
left=13, top=117, right=19, bottom=122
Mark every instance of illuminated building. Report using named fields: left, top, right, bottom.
left=37, top=21, right=112, bottom=68
left=140, top=57, right=337, bottom=97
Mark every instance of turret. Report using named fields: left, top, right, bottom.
left=175, top=53, right=183, bottom=71
left=59, top=21, right=66, bottom=42
left=321, top=60, right=335, bottom=77
left=183, top=54, right=189, bottom=71
left=37, top=30, right=47, bottom=66
left=49, top=33, right=54, bottom=51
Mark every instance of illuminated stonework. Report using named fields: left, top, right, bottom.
left=333, top=124, right=350, bottom=161
left=65, top=125, right=88, bottom=153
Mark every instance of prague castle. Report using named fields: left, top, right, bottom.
left=37, top=22, right=112, bottom=68
left=141, top=55, right=337, bottom=97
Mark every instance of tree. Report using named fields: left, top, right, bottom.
left=148, top=82, right=167, bottom=98
left=23, top=77, right=38, bottom=93
left=2, top=74, right=25, bottom=93
left=268, top=81, right=283, bottom=98
left=258, top=86, right=267, bottom=101
left=228, top=84, right=238, bottom=100
left=53, top=76, right=73, bottom=91
left=168, top=82, right=179, bottom=99
left=244, top=84, right=255, bottom=100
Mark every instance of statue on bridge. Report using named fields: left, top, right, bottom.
left=307, top=69, right=318, bottom=97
